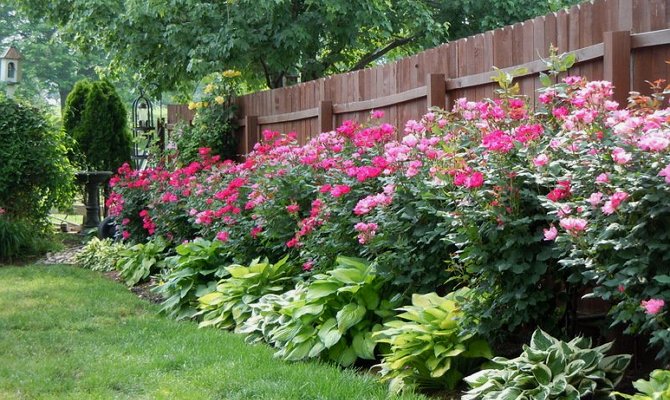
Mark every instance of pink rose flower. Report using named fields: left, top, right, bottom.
left=216, top=231, right=230, bottom=242
left=370, top=109, right=385, bottom=119
left=611, top=147, right=632, bottom=165
left=658, top=164, right=670, bottom=184
left=543, top=226, right=558, bottom=241
left=641, top=298, right=665, bottom=315
left=330, top=184, right=352, bottom=198
left=533, top=154, right=549, bottom=167
left=559, top=217, right=588, bottom=234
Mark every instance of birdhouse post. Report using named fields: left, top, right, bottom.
left=1, top=46, right=22, bottom=98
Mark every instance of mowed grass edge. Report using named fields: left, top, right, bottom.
left=0, top=265, right=426, bottom=400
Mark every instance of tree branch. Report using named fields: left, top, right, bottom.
left=349, top=35, right=417, bottom=72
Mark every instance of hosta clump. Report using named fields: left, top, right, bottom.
left=463, top=329, right=630, bottom=400
left=374, top=289, right=492, bottom=393
left=241, top=256, right=399, bottom=366
left=614, top=369, right=670, bottom=399
left=154, top=238, right=231, bottom=320
left=197, top=256, right=296, bottom=331
left=116, top=237, right=167, bottom=286
left=74, top=237, right=125, bottom=272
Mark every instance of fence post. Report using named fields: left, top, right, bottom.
left=318, top=100, right=333, bottom=133
left=426, top=73, right=446, bottom=110
left=244, top=115, right=259, bottom=155
left=603, top=31, right=631, bottom=107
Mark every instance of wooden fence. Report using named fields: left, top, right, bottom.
left=168, top=0, right=670, bottom=155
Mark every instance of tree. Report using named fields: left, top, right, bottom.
left=13, top=0, right=581, bottom=93
left=63, top=79, right=132, bottom=172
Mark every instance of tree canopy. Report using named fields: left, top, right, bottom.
left=12, top=0, right=581, bottom=94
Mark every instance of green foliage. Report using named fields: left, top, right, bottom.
left=241, top=256, right=399, bottom=367
left=463, top=329, right=631, bottom=400
left=174, top=72, right=241, bottom=163
left=14, top=0, right=578, bottom=92
left=0, top=2, right=112, bottom=108
left=0, top=215, right=60, bottom=261
left=74, top=237, right=125, bottom=272
left=197, top=256, right=296, bottom=331
left=614, top=369, right=670, bottom=400
left=155, top=238, right=231, bottom=320
left=374, top=289, right=492, bottom=393
left=63, top=78, right=132, bottom=171
left=0, top=94, right=75, bottom=226
left=116, top=238, right=167, bottom=286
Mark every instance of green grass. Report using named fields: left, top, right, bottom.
left=0, top=264, right=426, bottom=400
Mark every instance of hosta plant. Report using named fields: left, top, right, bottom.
left=197, top=256, right=296, bottom=331
left=74, top=237, right=125, bottom=272
left=242, top=256, right=399, bottom=367
left=116, top=237, right=167, bottom=286
left=154, top=238, right=231, bottom=320
left=374, top=289, right=492, bottom=393
left=463, top=329, right=630, bottom=400
left=614, top=369, right=670, bottom=400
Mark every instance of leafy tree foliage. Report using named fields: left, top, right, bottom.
left=12, top=0, right=580, bottom=93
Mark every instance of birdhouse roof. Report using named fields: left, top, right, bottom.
left=1, top=47, right=22, bottom=60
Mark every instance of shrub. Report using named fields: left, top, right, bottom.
left=614, top=369, right=670, bottom=399
left=0, top=212, right=61, bottom=261
left=463, top=329, right=630, bottom=399
left=374, top=289, right=492, bottom=393
left=154, top=238, right=232, bottom=320
left=74, top=237, right=125, bottom=272
left=63, top=79, right=132, bottom=171
left=0, top=94, right=75, bottom=226
left=116, top=238, right=167, bottom=286
left=197, top=256, right=297, bottom=331
left=175, top=71, right=241, bottom=164
left=241, top=256, right=399, bottom=366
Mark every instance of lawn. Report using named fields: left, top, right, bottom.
left=0, top=264, right=426, bottom=400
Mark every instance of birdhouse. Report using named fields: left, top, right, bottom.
left=1, top=46, right=22, bottom=85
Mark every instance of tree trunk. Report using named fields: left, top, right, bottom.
left=58, top=85, right=71, bottom=113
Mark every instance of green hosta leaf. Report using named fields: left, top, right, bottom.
left=198, top=291, right=224, bottom=307
left=463, top=339, right=493, bottom=359
left=352, top=332, right=376, bottom=360
left=318, top=318, right=342, bottom=348
left=523, top=345, right=548, bottom=362
left=284, top=340, right=314, bottom=361
left=546, top=348, right=566, bottom=376
left=358, top=286, right=380, bottom=310
left=336, top=303, right=366, bottom=333
left=329, top=268, right=365, bottom=284
left=293, top=303, right=324, bottom=319
left=601, top=354, right=632, bottom=376
left=226, top=264, right=250, bottom=278
left=531, top=329, right=555, bottom=351
left=306, top=282, right=339, bottom=300
left=331, top=344, right=357, bottom=367
left=532, top=363, right=552, bottom=385
left=566, top=359, right=587, bottom=377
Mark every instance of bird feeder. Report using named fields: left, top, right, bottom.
left=0, top=46, right=21, bottom=98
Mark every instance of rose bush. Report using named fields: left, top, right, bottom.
left=108, top=74, right=670, bottom=364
